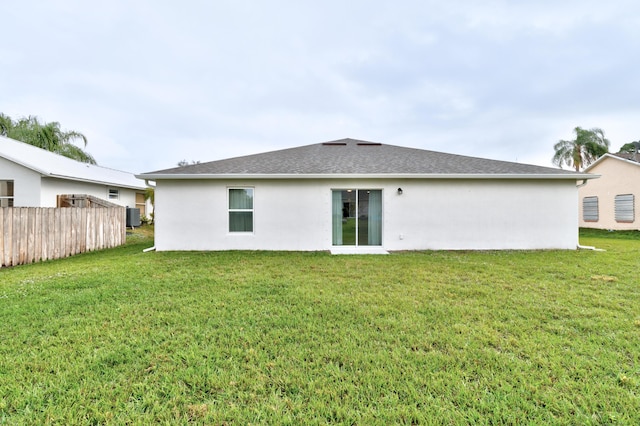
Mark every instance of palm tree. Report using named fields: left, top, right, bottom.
left=552, top=127, right=610, bottom=171
left=0, top=114, right=96, bottom=164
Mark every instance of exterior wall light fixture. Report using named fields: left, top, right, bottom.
left=397, top=188, right=403, bottom=195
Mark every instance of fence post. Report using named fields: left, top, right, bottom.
left=0, top=208, right=5, bottom=267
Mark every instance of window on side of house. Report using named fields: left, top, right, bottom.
left=108, top=188, right=119, bottom=200
left=615, top=194, right=634, bottom=223
left=135, top=192, right=146, bottom=216
left=229, top=188, right=254, bottom=233
left=0, top=180, right=14, bottom=207
left=582, top=196, right=599, bottom=222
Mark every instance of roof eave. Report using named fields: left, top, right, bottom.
left=2, top=147, right=146, bottom=189
left=47, top=173, right=147, bottom=190
left=584, top=153, right=640, bottom=171
left=136, top=172, right=597, bottom=180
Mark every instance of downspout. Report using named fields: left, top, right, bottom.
left=576, top=179, right=588, bottom=188
left=143, top=179, right=156, bottom=252
left=577, top=244, right=604, bottom=251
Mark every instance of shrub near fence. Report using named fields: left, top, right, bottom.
left=0, top=206, right=126, bottom=268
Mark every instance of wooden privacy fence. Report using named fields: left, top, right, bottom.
left=0, top=206, right=126, bottom=268
left=57, top=194, right=121, bottom=208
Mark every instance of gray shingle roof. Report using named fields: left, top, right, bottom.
left=139, top=138, right=591, bottom=179
left=611, top=152, right=640, bottom=163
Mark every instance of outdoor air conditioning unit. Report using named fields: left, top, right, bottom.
left=126, top=207, right=141, bottom=228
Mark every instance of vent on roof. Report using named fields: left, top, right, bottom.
left=357, top=142, right=381, bottom=146
left=322, top=142, right=347, bottom=146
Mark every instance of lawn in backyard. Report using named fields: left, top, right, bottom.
left=0, top=227, right=639, bottom=424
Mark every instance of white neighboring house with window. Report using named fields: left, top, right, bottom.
left=579, top=153, right=640, bottom=230
left=0, top=135, right=149, bottom=213
left=138, top=138, right=595, bottom=252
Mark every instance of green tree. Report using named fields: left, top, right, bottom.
left=0, top=113, right=96, bottom=164
left=618, top=141, right=640, bottom=153
left=552, top=126, right=610, bottom=171
left=0, top=114, right=12, bottom=136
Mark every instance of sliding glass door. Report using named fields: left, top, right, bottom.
left=332, top=189, right=382, bottom=246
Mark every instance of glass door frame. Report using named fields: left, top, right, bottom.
left=331, top=188, right=383, bottom=247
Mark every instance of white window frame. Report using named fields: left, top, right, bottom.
left=0, top=180, right=14, bottom=207
left=228, top=187, right=254, bottom=233
left=331, top=188, right=383, bottom=247
left=108, top=188, right=120, bottom=200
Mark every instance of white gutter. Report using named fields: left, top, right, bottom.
left=136, top=173, right=597, bottom=181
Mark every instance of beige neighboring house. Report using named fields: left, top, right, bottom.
left=0, top=134, right=150, bottom=216
left=579, top=153, right=640, bottom=230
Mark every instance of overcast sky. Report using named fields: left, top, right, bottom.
left=2, top=1, right=639, bottom=173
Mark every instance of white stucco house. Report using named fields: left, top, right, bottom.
left=1, top=134, right=149, bottom=215
left=137, top=138, right=595, bottom=253
left=579, top=153, right=640, bottom=230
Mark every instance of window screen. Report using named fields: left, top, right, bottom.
left=615, top=194, right=634, bottom=222
left=582, top=196, right=598, bottom=222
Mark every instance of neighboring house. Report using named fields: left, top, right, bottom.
left=578, top=153, right=640, bottom=230
left=0, top=135, right=149, bottom=215
left=137, top=138, right=595, bottom=253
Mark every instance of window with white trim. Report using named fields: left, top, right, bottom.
left=108, top=188, right=120, bottom=200
left=332, top=189, right=382, bottom=246
left=229, top=188, right=254, bottom=232
left=0, top=180, right=14, bottom=207
left=582, top=196, right=598, bottom=222
left=615, top=194, right=634, bottom=223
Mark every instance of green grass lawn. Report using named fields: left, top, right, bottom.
left=1, top=227, right=639, bottom=424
